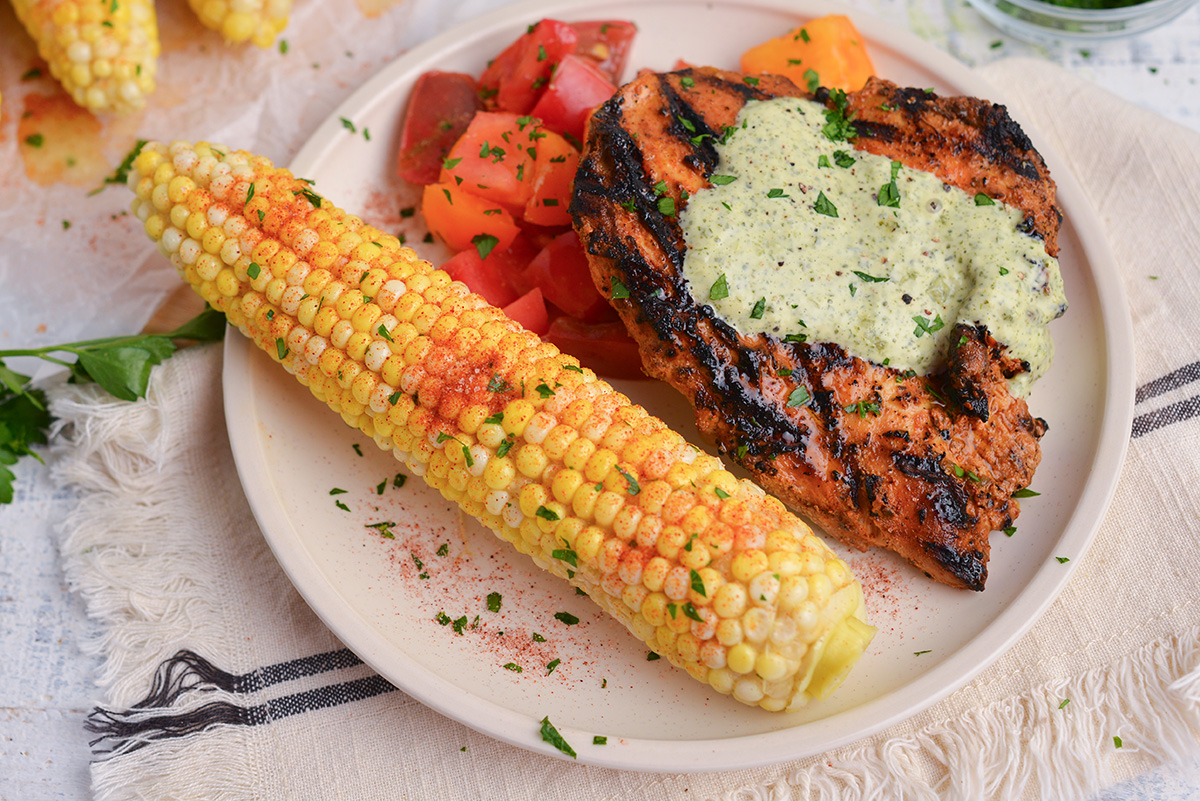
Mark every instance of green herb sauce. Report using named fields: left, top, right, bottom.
left=678, top=97, right=1067, bottom=396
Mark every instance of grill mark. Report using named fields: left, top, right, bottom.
left=661, top=78, right=720, bottom=174
left=892, top=452, right=977, bottom=530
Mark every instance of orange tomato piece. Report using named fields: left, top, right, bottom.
left=740, top=15, right=874, bottom=93
left=523, top=130, right=580, bottom=227
left=439, top=112, right=541, bottom=212
left=421, top=180, right=520, bottom=254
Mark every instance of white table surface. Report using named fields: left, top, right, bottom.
left=2, top=0, right=1199, bottom=798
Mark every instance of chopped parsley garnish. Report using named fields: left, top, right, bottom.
left=487, top=592, right=502, bottom=612
left=1058, top=698, right=1070, bottom=709
left=436, top=542, right=449, bottom=556
left=878, top=161, right=902, bottom=208
left=275, top=338, right=288, bottom=360
left=610, top=277, right=630, bottom=299
left=334, top=500, right=350, bottom=512
left=340, top=117, right=357, bottom=133
left=852, top=271, right=889, bottom=283
left=471, top=233, right=499, bottom=259
left=974, top=193, right=995, bottom=206
left=912, top=314, right=945, bottom=338
left=1113, top=736, right=1123, bottom=748
left=554, top=611, right=579, bottom=625
left=247, top=262, right=261, bottom=279
left=798, top=27, right=811, bottom=42
left=1013, top=487, right=1040, bottom=498
left=442, top=156, right=462, bottom=170
left=535, top=506, right=560, bottom=521
left=787, top=387, right=812, bottom=408
left=24, top=133, right=44, bottom=148
left=833, top=150, right=856, bottom=167
left=818, top=155, right=831, bottom=168
left=803, top=68, right=820, bottom=93
left=821, top=89, right=857, bottom=142
left=1056, top=556, right=1070, bottom=564
left=710, top=174, right=737, bottom=185
left=682, top=602, right=703, bottom=622
left=750, top=297, right=766, bottom=319
left=767, top=187, right=789, bottom=199
left=496, top=435, right=515, bottom=458
left=486, top=373, right=512, bottom=393
left=393, top=473, right=407, bottom=488
left=614, top=465, right=640, bottom=495
left=375, top=479, right=386, bottom=495
left=503, top=663, right=523, bottom=673
left=377, top=324, right=393, bottom=342
left=593, top=736, right=607, bottom=745
left=647, top=652, right=661, bottom=661
left=914, top=649, right=931, bottom=656
left=680, top=76, right=695, bottom=88
left=1003, top=526, right=1017, bottom=537
left=690, top=569, right=707, bottom=596
left=709, top=274, right=729, bottom=300
left=843, top=399, right=881, bottom=417
left=546, top=658, right=560, bottom=674
left=743, top=76, right=760, bottom=86
left=551, top=548, right=578, bottom=567
left=813, top=192, right=838, bottom=217
left=657, top=196, right=676, bottom=216
left=484, top=412, right=504, bottom=424
left=539, top=717, right=576, bottom=758
left=535, top=382, right=555, bottom=398
left=532, top=632, right=546, bottom=642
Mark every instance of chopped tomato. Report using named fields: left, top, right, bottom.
left=546, top=317, right=644, bottom=380
left=395, top=71, right=483, bottom=185
left=521, top=230, right=614, bottom=323
left=502, top=287, right=550, bottom=335
left=569, top=21, right=637, bottom=83
left=529, top=54, right=617, bottom=142
left=421, top=180, right=520, bottom=254
left=740, top=15, right=875, bottom=92
left=441, top=248, right=521, bottom=308
left=523, top=130, right=579, bottom=227
left=439, top=112, right=543, bottom=211
left=479, top=19, right=578, bottom=114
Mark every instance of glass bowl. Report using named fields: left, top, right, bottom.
left=965, top=0, right=1198, bottom=42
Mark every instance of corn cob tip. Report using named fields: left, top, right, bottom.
left=12, top=0, right=159, bottom=114
left=126, top=139, right=875, bottom=711
left=187, top=0, right=292, bottom=48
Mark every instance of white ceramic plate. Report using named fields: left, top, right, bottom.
left=223, top=0, right=1134, bottom=772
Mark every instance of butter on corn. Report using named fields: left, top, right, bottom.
left=126, top=140, right=876, bottom=711
left=186, top=0, right=290, bottom=48
left=11, top=0, right=159, bottom=114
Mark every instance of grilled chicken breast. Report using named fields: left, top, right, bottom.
left=570, top=68, right=1061, bottom=590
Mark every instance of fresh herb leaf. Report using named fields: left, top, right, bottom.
left=814, top=192, right=838, bottom=217
left=750, top=297, right=766, bottom=319
left=974, top=193, right=995, bottom=206
left=554, top=611, right=579, bottom=625
left=852, top=271, right=889, bottom=283
left=710, top=174, right=737, bottom=185
left=535, top=506, right=560, bottom=521
left=487, top=592, right=502, bottom=612
left=912, top=314, right=945, bottom=338
left=786, top=387, right=811, bottom=408
left=610, top=277, right=630, bottom=299
left=1013, top=487, right=1040, bottom=498
left=539, top=716, right=576, bottom=758
left=709, top=274, right=729, bottom=300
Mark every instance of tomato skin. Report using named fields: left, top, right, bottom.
left=529, top=54, right=617, bottom=142
left=521, top=230, right=615, bottom=323
left=546, top=317, right=644, bottom=380
left=395, top=71, right=483, bottom=185
left=439, top=111, right=542, bottom=211
left=441, top=248, right=521, bottom=309
left=522, top=130, right=579, bottom=227
left=480, top=19, right=578, bottom=114
left=502, top=288, right=550, bottom=335
left=421, top=180, right=520, bottom=254
left=569, top=20, right=637, bottom=83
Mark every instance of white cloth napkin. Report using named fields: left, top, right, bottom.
left=50, top=58, right=1200, bottom=801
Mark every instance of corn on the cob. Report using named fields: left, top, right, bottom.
left=186, top=0, right=290, bottom=48
left=126, top=140, right=876, bottom=711
left=11, top=0, right=158, bottom=114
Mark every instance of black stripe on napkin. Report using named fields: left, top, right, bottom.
left=129, top=648, right=364, bottom=708
left=1136, top=359, right=1200, bottom=404
left=1132, top=393, right=1200, bottom=439
left=85, top=650, right=396, bottom=757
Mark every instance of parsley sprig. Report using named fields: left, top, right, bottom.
left=0, top=309, right=225, bottom=503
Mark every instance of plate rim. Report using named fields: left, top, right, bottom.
left=223, top=0, right=1135, bottom=772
